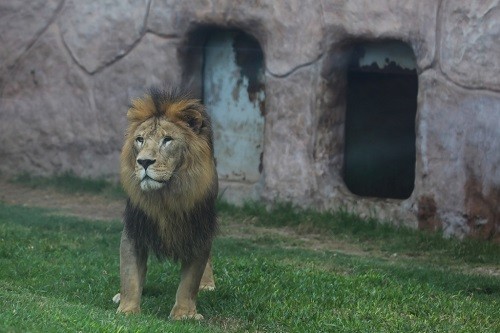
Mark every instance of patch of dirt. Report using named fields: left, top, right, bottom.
left=0, top=178, right=123, bottom=221
left=221, top=218, right=381, bottom=258
left=469, top=266, right=500, bottom=277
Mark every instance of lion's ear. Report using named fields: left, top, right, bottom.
left=180, top=108, right=203, bottom=133
left=165, top=99, right=205, bottom=134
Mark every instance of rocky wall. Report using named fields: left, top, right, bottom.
left=1, top=0, right=499, bottom=239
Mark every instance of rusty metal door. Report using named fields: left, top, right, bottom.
left=203, top=30, right=265, bottom=184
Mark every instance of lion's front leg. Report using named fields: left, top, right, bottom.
left=117, top=230, right=148, bottom=314
left=170, top=253, right=209, bottom=320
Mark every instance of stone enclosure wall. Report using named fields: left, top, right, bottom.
left=1, top=0, right=499, bottom=240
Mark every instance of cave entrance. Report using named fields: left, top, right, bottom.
left=343, top=41, right=417, bottom=199
left=203, top=29, right=265, bottom=184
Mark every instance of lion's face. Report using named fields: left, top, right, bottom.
left=131, top=117, right=187, bottom=191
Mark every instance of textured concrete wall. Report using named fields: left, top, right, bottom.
left=1, top=0, right=499, bottom=240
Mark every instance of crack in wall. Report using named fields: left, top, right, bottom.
left=143, top=0, right=153, bottom=35
left=431, top=0, right=444, bottom=72
left=0, top=0, right=66, bottom=97
left=58, top=24, right=93, bottom=76
left=266, top=53, right=324, bottom=79
left=147, top=30, right=180, bottom=39
left=8, top=0, right=66, bottom=72
left=439, top=69, right=500, bottom=94
left=59, top=0, right=154, bottom=76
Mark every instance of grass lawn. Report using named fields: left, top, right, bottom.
left=0, top=175, right=499, bottom=332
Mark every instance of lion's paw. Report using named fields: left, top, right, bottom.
left=199, top=284, right=215, bottom=292
left=170, top=313, right=204, bottom=321
left=116, top=304, right=141, bottom=315
left=169, top=304, right=204, bottom=320
left=115, top=295, right=142, bottom=315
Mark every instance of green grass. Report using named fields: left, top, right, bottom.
left=0, top=201, right=499, bottom=332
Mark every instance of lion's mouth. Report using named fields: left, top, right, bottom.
left=139, top=174, right=167, bottom=191
left=142, top=175, right=166, bottom=183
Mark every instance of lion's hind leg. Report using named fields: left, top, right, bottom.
left=199, top=257, right=215, bottom=291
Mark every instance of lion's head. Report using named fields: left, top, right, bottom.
left=120, top=88, right=217, bottom=212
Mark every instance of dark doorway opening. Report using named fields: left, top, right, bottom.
left=343, top=41, right=417, bottom=199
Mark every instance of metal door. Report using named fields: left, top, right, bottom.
left=203, top=30, right=265, bottom=183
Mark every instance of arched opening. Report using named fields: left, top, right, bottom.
left=343, top=41, right=417, bottom=199
left=202, top=29, right=265, bottom=185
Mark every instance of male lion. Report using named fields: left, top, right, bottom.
left=115, top=88, right=218, bottom=320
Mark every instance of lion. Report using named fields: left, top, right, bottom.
left=115, top=88, right=218, bottom=320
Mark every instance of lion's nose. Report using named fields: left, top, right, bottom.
left=137, top=158, right=156, bottom=170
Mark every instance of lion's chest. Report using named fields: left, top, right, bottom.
left=124, top=200, right=215, bottom=262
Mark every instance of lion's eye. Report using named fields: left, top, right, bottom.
left=135, top=136, right=144, bottom=145
left=162, top=136, right=173, bottom=145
